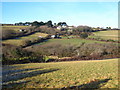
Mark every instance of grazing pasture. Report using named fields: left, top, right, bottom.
left=2, top=58, right=118, bottom=89
left=2, top=26, right=28, bottom=31
left=89, top=30, right=119, bottom=41
left=2, top=32, right=48, bottom=46
left=34, top=38, right=106, bottom=46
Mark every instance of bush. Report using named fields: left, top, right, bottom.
left=76, top=43, right=119, bottom=59
left=80, top=33, right=88, bottom=39
left=26, top=43, right=77, bottom=58
left=2, top=44, right=44, bottom=64
left=21, top=40, right=31, bottom=47
left=2, top=29, right=16, bottom=39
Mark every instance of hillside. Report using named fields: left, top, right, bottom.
left=2, top=32, right=48, bottom=46
left=89, top=30, right=119, bottom=41
left=3, top=58, right=118, bottom=89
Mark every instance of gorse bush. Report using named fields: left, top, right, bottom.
left=2, top=44, right=44, bottom=64
left=76, top=43, right=119, bottom=59
left=26, top=42, right=119, bottom=61
left=2, top=44, right=27, bottom=58
left=26, top=43, right=77, bottom=58
left=2, top=29, right=16, bottom=39
left=80, top=33, right=88, bottom=39
left=2, top=42, right=119, bottom=64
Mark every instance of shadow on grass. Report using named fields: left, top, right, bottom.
left=2, top=67, right=44, bottom=76
left=2, top=80, right=31, bottom=89
left=2, top=67, right=59, bottom=84
left=61, top=78, right=111, bottom=89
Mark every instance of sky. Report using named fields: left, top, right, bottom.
left=2, top=2, right=118, bottom=28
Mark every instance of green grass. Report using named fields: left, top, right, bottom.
left=3, top=58, right=118, bottom=89
left=36, top=38, right=109, bottom=47
left=2, top=26, right=29, bottom=31
left=89, top=30, right=119, bottom=41
left=2, top=33, right=48, bottom=46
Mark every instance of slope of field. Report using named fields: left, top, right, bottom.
left=2, top=58, right=118, bottom=89
left=2, top=33, right=48, bottom=46
left=89, top=30, right=119, bottom=41
left=2, top=26, right=28, bottom=31
left=34, top=38, right=106, bottom=47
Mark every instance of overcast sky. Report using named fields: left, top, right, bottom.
left=2, top=2, right=118, bottom=28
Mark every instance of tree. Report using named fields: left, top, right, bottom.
left=80, top=32, right=88, bottom=39
left=106, top=27, right=111, bottom=29
left=57, top=22, right=62, bottom=26
left=19, top=22, right=23, bottom=26
left=62, top=22, right=67, bottom=26
left=32, top=21, right=40, bottom=27
left=15, top=23, right=19, bottom=26
left=25, top=22, right=31, bottom=26
left=76, top=25, right=92, bottom=32
left=39, top=21, right=45, bottom=26
left=54, top=23, right=57, bottom=26
left=46, top=20, right=53, bottom=27
left=57, top=22, right=67, bottom=26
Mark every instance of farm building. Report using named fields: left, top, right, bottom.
left=51, top=34, right=61, bottom=39
left=51, top=35, right=56, bottom=38
left=57, top=25, right=74, bottom=31
left=19, top=29, right=26, bottom=32
left=38, top=36, right=43, bottom=38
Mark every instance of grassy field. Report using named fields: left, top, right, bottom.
left=2, top=34, right=108, bottom=47
left=2, top=33, right=48, bottom=46
left=35, top=38, right=107, bottom=47
left=2, top=26, right=28, bottom=31
left=2, top=58, right=118, bottom=89
left=89, top=30, right=119, bottom=41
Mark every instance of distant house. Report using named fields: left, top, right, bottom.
left=19, top=29, right=26, bottom=32
left=51, top=34, right=61, bottom=39
left=57, top=25, right=74, bottom=31
left=92, top=28, right=103, bottom=31
left=57, top=25, right=67, bottom=30
left=57, top=26, right=62, bottom=30
left=38, top=36, right=43, bottom=38
left=62, top=25, right=67, bottom=28
left=51, top=35, right=56, bottom=38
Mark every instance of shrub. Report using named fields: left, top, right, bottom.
left=43, top=56, right=52, bottom=62
left=26, top=43, right=77, bottom=58
left=21, top=40, right=31, bottom=47
left=80, top=33, right=88, bottom=39
left=2, top=44, right=44, bottom=64
left=2, top=29, right=16, bottom=39
left=76, top=43, right=119, bottom=59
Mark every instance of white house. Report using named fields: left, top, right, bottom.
left=57, top=25, right=67, bottom=30
left=19, top=29, right=26, bottom=32
left=57, top=25, right=74, bottom=30
left=38, top=36, right=43, bottom=38
left=57, top=26, right=62, bottom=30
left=51, top=35, right=56, bottom=38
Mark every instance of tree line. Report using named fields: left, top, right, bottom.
left=15, top=20, right=68, bottom=27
